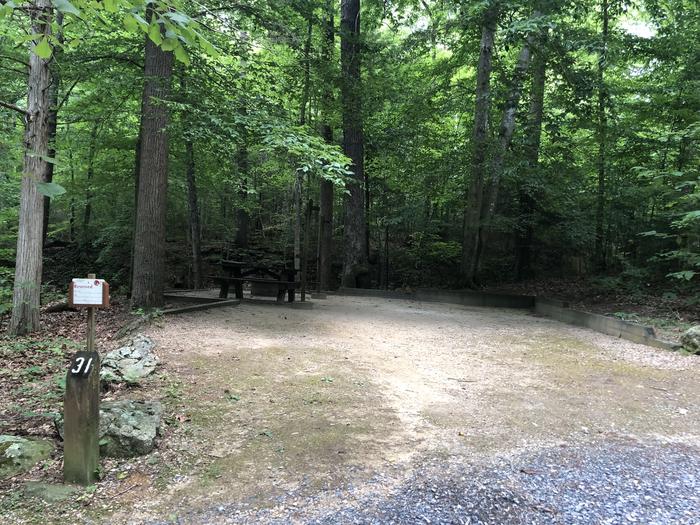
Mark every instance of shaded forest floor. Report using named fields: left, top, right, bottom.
left=1, top=295, right=698, bottom=523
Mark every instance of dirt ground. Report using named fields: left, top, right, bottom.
left=4, top=294, right=700, bottom=523
left=112, top=294, right=700, bottom=522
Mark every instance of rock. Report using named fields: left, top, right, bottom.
left=56, top=400, right=162, bottom=458
left=101, top=335, right=158, bottom=383
left=100, top=400, right=163, bottom=457
left=24, top=482, right=79, bottom=503
left=680, top=326, right=700, bottom=354
left=0, top=435, right=53, bottom=480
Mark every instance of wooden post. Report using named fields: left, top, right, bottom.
left=64, top=273, right=101, bottom=485
left=86, top=273, right=96, bottom=353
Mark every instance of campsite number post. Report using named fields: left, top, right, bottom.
left=64, top=274, right=109, bottom=485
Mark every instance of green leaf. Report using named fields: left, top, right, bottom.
left=148, top=23, right=163, bottom=45
left=667, top=271, right=696, bottom=281
left=174, top=44, right=190, bottom=65
left=54, top=0, right=80, bottom=16
left=36, top=182, right=66, bottom=198
left=34, top=38, right=52, bottom=59
left=161, top=37, right=178, bottom=51
left=166, top=12, right=190, bottom=25
left=130, top=13, right=149, bottom=31
left=200, top=36, right=219, bottom=58
left=0, top=4, right=15, bottom=18
left=123, top=14, right=138, bottom=32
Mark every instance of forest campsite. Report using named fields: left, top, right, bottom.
left=0, top=0, right=699, bottom=523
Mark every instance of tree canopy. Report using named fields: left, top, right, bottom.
left=0, top=0, right=698, bottom=331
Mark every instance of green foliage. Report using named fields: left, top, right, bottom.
left=0, top=267, right=13, bottom=315
left=2, top=0, right=219, bottom=63
left=0, top=0, right=698, bottom=298
left=36, top=182, right=66, bottom=199
left=261, top=124, right=352, bottom=185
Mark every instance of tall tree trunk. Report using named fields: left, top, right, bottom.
left=42, top=11, right=62, bottom=246
left=476, top=28, right=536, bottom=271
left=293, top=173, right=302, bottom=278
left=180, top=74, right=203, bottom=288
left=516, top=31, right=547, bottom=280
left=340, top=0, right=367, bottom=287
left=234, top=143, right=250, bottom=248
left=296, top=11, right=313, bottom=286
left=318, top=1, right=335, bottom=291
left=318, top=172, right=334, bottom=289
left=82, top=122, right=98, bottom=248
left=68, top=123, right=76, bottom=242
left=131, top=21, right=173, bottom=308
left=9, top=0, right=53, bottom=335
left=461, top=3, right=498, bottom=285
left=185, top=138, right=203, bottom=288
left=594, top=0, right=609, bottom=270
left=128, top=134, right=141, bottom=298
left=299, top=13, right=313, bottom=126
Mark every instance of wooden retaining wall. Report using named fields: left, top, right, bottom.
left=336, top=288, right=681, bottom=351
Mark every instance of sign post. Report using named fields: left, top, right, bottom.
left=64, top=273, right=109, bottom=485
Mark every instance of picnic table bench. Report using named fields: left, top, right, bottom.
left=211, top=260, right=299, bottom=303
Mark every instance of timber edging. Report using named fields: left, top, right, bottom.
left=162, top=298, right=241, bottom=315
left=335, top=287, right=683, bottom=352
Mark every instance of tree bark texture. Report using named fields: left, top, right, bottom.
left=42, top=11, right=62, bottom=246
left=234, top=144, right=250, bottom=249
left=461, top=3, right=498, bottom=284
left=299, top=14, right=313, bottom=126
left=9, top=1, right=52, bottom=335
left=516, top=31, right=547, bottom=280
left=340, top=0, right=368, bottom=287
left=296, top=17, right=314, bottom=284
left=128, top=134, right=142, bottom=298
left=82, top=122, right=98, bottom=247
left=594, top=0, right=609, bottom=270
left=185, top=138, right=203, bottom=288
left=294, top=173, right=302, bottom=277
left=482, top=35, right=534, bottom=223
left=180, top=74, right=203, bottom=288
left=131, top=27, right=173, bottom=308
left=318, top=2, right=335, bottom=291
left=476, top=29, right=536, bottom=272
left=68, top=123, right=76, bottom=241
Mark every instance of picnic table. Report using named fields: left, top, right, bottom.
left=211, top=260, right=299, bottom=303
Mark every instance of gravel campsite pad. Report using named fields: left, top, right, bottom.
left=4, top=294, right=699, bottom=523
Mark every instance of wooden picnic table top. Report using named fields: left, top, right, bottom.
left=220, top=259, right=296, bottom=275
left=211, top=275, right=298, bottom=286
left=221, top=259, right=293, bottom=268
left=220, top=260, right=246, bottom=267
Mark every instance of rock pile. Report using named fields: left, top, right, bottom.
left=680, top=326, right=700, bottom=354
left=101, top=335, right=158, bottom=383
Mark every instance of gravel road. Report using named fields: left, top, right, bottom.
left=153, top=440, right=699, bottom=524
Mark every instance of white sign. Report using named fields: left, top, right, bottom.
left=71, top=278, right=105, bottom=306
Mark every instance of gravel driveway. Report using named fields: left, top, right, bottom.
left=159, top=441, right=699, bottom=524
